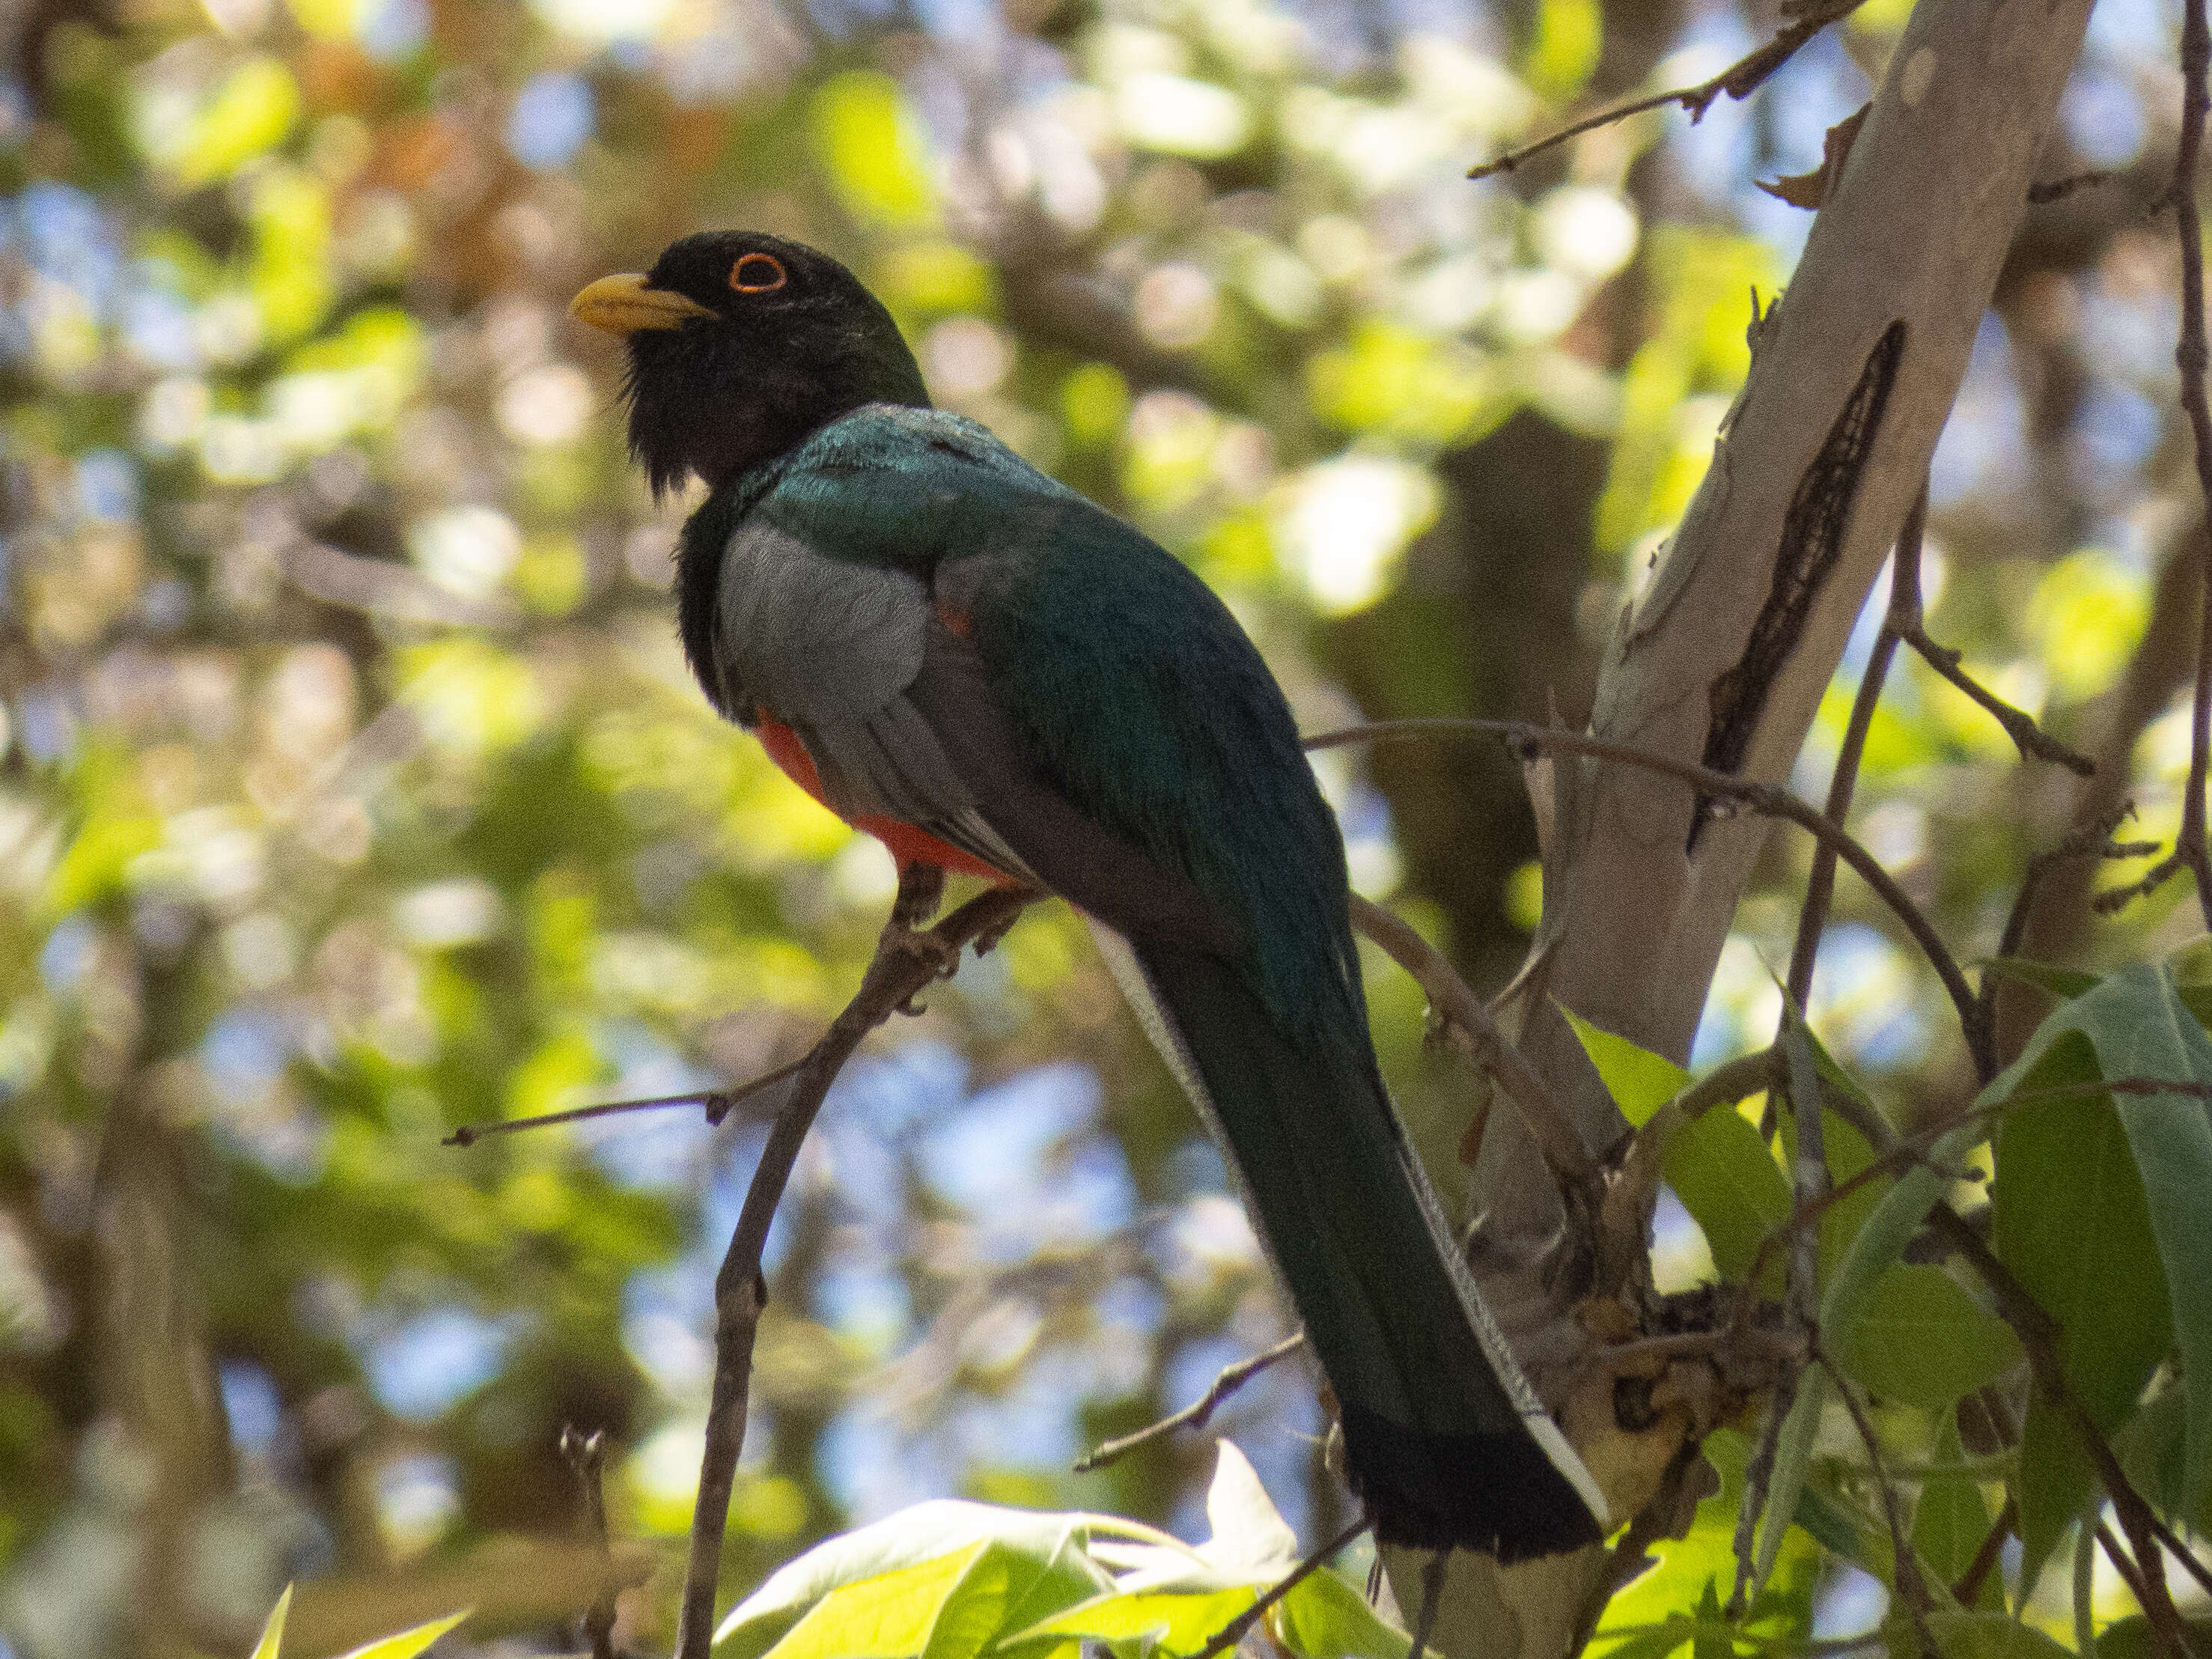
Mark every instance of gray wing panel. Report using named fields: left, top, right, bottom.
left=713, top=519, right=1032, bottom=878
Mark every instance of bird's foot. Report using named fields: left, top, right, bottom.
left=969, top=886, right=1042, bottom=957
left=884, top=924, right=962, bottom=1014
left=889, top=860, right=945, bottom=932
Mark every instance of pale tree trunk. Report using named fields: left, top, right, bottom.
left=1389, top=1, right=2099, bottom=1652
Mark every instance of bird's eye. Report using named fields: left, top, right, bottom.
left=729, top=253, right=788, bottom=293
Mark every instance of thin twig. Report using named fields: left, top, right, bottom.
left=1348, top=894, right=1600, bottom=1213
left=2098, top=1520, right=2155, bottom=1624
left=561, top=1426, right=618, bottom=1659
left=671, top=886, right=1036, bottom=1659
left=1820, top=1357, right=1936, bottom=1657
left=1787, top=483, right=1924, bottom=1014
left=1990, top=805, right=2154, bottom=999
left=1189, top=1515, right=1371, bottom=1659
left=1901, top=624, right=2095, bottom=776
left=1951, top=1495, right=2015, bottom=1607
left=1307, top=720, right=1993, bottom=1080
left=1073, top=1333, right=1305, bottom=1473
left=442, top=1059, right=807, bottom=1147
left=2151, top=0, right=2212, bottom=936
left=1466, top=0, right=1864, bottom=181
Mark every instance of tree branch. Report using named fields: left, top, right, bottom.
left=1311, top=721, right=1993, bottom=1080
left=1785, top=484, right=1923, bottom=1018
left=671, top=886, right=1036, bottom=1659
left=2162, top=0, right=2212, bottom=936
left=1073, top=1333, right=1306, bottom=1473
left=1466, top=0, right=1865, bottom=182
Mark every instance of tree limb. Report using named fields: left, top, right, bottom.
left=671, top=886, right=1036, bottom=1659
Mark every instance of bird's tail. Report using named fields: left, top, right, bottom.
left=1091, top=925, right=1608, bottom=1561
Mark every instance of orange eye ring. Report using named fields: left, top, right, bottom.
left=730, top=253, right=788, bottom=293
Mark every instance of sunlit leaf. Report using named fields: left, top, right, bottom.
left=716, top=1500, right=1113, bottom=1655
left=332, top=1608, right=470, bottom=1659
left=1560, top=1006, right=1690, bottom=1127
left=250, top=1586, right=293, bottom=1659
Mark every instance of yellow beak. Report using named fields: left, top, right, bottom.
left=570, top=273, right=718, bottom=334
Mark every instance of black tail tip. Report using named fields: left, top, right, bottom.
left=1339, top=1403, right=1606, bottom=1563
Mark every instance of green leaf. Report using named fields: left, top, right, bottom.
left=1750, top=1364, right=1828, bottom=1601
left=1272, top=1569, right=1408, bottom=1659
left=1984, top=960, right=2102, bottom=1002
left=715, top=1500, right=1114, bottom=1656
left=1664, top=1106, right=1790, bottom=1285
left=2054, top=965, right=2212, bottom=1514
left=2016, top=1398, right=2096, bottom=1610
left=1018, top=1586, right=1256, bottom=1658
left=1912, top=1413, right=1999, bottom=1609
left=763, top=1541, right=993, bottom=1659
left=1818, top=1118, right=1986, bottom=1387
left=1832, top=1264, right=2023, bottom=1409
left=1561, top=1006, right=1692, bottom=1127
left=250, top=1587, right=292, bottom=1659
left=1989, top=1027, right=2171, bottom=1591
left=2097, top=1617, right=2212, bottom=1659
left=332, top=1609, right=470, bottom=1659
left=1928, top=1613, right=2075, bottom=1659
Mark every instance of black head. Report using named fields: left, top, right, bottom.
left=571, top=231, right=930, bottom=498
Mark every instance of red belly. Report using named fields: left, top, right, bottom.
left=754, top=715, right=1016, bottom=883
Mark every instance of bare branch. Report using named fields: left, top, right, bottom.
left=1901, top=624, right=2095, bottom=776
left=1785, top=484, right=1924, bottom=1015
left=1310, top=720, right=1993, bottom=1080
left=1928, top=1207, right=2196, bottom=1658
left=1952, top=1496, right=2014, bottom=1606
left=672, top=886, right=1037, bottom=1659
left=2165, top=0, right=2212, bottom=935
left=1466, top=1, right=1864, bottom=183
left=443, top=1060, right=807, bottom=1148
left=1073, top=1333, right=1306, bottom=1473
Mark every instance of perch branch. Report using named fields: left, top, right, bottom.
left=1073, top=1333, right=1306, bottom=1473
left=1466, top=0, right=1865, bottom=181
left=671, top=886, right=1037, bottom=1659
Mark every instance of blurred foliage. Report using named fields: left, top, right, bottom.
left=0, top=0, right=2206, bottom=1652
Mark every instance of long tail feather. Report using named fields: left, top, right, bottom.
left=1088, top=922, right=1607, bottom=1560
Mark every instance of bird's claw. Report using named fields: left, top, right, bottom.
left=884, top=922, right=963, bottom=1014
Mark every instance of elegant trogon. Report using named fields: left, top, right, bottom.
left=573, top=231, right=1608, bottom=1559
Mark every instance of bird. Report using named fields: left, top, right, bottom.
left=571, top=229, right=1609, bottom=1561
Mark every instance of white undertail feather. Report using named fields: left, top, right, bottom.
left=1085, top=918, right=1609, bottom=1529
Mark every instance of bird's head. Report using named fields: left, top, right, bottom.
left=571, top=231, right=930, bottom=498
